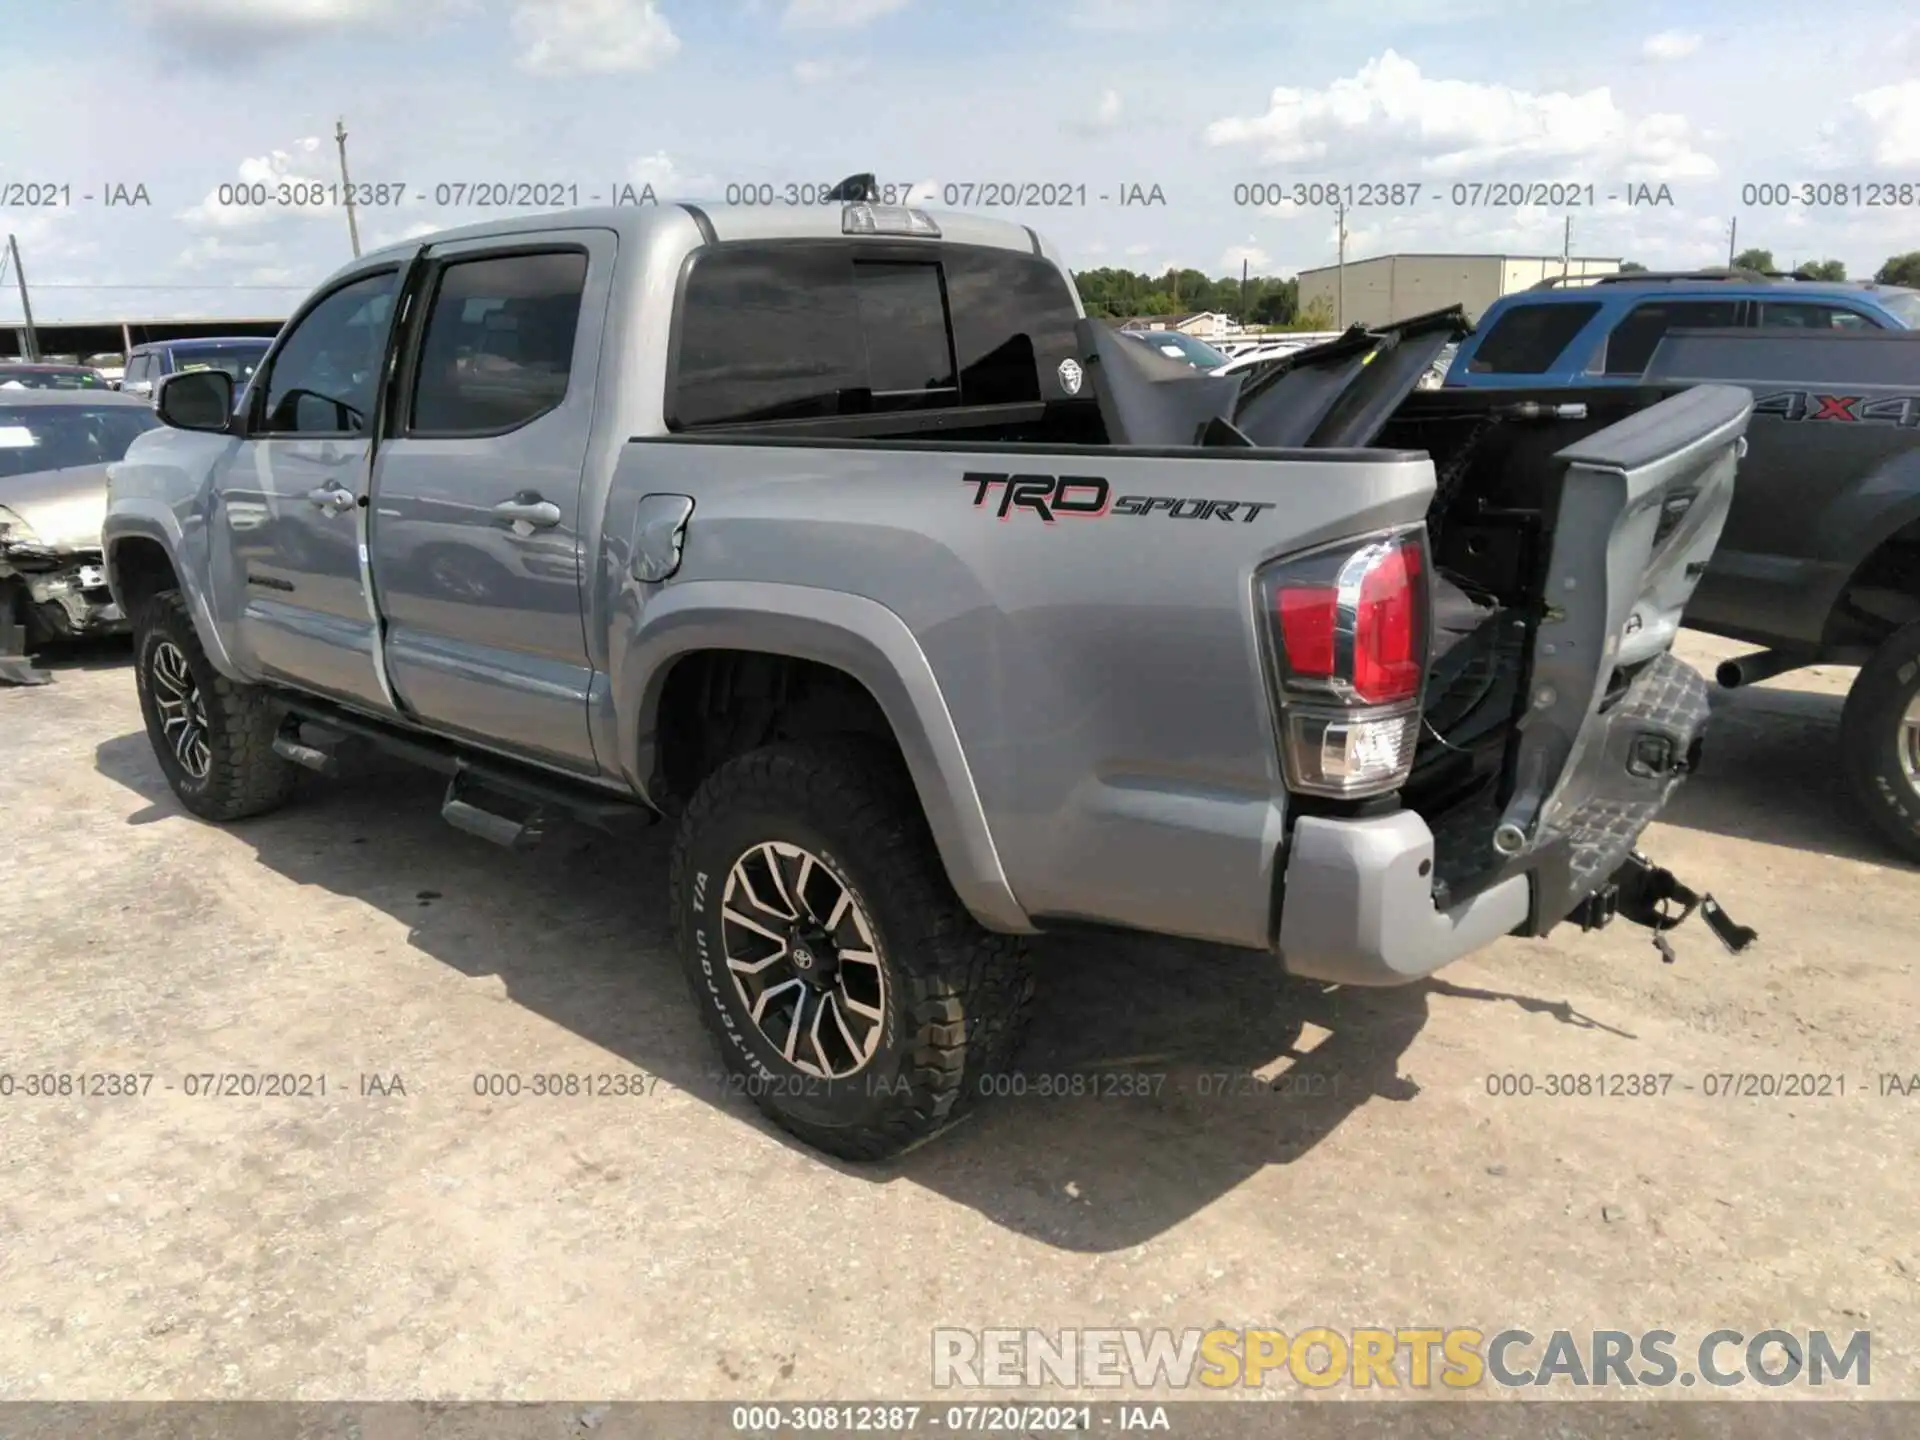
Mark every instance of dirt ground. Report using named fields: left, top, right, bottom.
left=1, top=630, right=1914, bottom=1403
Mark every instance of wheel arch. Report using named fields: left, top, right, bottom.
left=103, top=508, right=241, bottom=678
left=615, top=581, right=1031, bottom=934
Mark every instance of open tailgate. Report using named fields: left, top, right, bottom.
left=1501, top=383, right=1753, bottom=921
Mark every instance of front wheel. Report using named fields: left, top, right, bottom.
left=133, top=590, right=299, bottom=822
left=1839, top=620, right=1920, bottom=864
left=668, top=738, right=1033, bottom=1161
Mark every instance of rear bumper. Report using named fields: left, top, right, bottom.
left=1276, top=654, right=1711, bottom=986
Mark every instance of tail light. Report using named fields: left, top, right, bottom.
left=1257, top=530, right=1430, bottom=798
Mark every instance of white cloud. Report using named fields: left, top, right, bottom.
left=136, top=0, right=450, bottom=57
left=511, top=0, right=680, bottom=75
left=1123, top=242, right=1153, bottom=256
left=1641, top=30, right=1701, bottom=61
left=1095, top=89, right=1123, bottom=126
left=1220, top=243, right=1271, bottom=271
left=782, top=0, right=907, bottom=29
left=175, top=138, right=337, bottom=230
left=627, top=151, right=719, bottom=198
left=1852, top=80, right=1920, bottom=166
left=1205, top=50, right=1718, bottom=181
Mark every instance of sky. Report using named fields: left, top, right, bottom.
left=3, top=0, right=1919, bottom=324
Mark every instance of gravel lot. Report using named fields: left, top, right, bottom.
left=1, top=631, right=1914, bottom=1402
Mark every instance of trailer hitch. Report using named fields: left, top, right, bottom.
left=1573, top=851, right=1758, bottom=963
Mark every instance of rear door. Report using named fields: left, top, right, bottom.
left=215, top=264, right=408, bottom=712
left=365, top=231, right=612, bottom=773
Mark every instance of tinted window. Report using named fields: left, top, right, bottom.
left=1467, top=302, right=1601, bottom=374
left=122, top=355, right=149, bottom=386
left=673, top=247, right=866, bottom=428
left=944, top=250, right=1081, bottom=403
left=0, top=367, right=108, bottom=391
left=1603, top=300, right=1742, bottom=375
left=0, top=404, right=160, bottom=478
left=167, top=341, right=275, bottom=383
left=1757, top=302, right=1878, bottom=331
left=853, top=261, right=955, bottom=409
left=258, top=270, right=399, bottom=435
left=410, top=251, right=587, bottom=434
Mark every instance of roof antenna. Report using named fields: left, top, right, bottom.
left=826, top=173, right=879, bottom=202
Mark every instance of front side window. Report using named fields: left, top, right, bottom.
left=1603, top=299, right=1742, bottom=375
left=409, top=251, right=588, bottom=434
left=258, top=270, right=400, bottom=435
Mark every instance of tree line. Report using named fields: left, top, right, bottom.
left=1070, top=251, right=1920, bottom=328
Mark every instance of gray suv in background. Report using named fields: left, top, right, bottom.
left=102, top=196, right=1753, bottom=1160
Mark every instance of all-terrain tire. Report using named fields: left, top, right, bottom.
left=132, top=589, right=299, bottom=822
left=1839, top=620, right=1920, bottom=864
left=668, top=737, right=1033, bottom=1161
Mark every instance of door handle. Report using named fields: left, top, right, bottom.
left=305, top=482, right=355, bottom=516
left=492, top=495, right=562, bottom=529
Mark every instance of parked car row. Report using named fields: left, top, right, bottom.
left=1, top=336, right=274, bottom=396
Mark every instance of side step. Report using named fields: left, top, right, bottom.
left=266, top=698, right=660, bottom=851
left=442, top=773, right=548, bottom=851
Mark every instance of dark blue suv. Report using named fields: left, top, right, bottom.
left=1444, top=270, right=1920, bottom=388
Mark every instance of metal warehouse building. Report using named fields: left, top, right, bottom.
left=1298, top=253, right=1623, bottom=327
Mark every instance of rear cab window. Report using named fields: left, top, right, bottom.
left=1465, top=302, right=1601, bottom=375
left=666, top=241, right=1081, bottom=430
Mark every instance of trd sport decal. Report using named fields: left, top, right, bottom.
left=1752, top=391, right=1920, bottom=425
left=963, top=472, right=1277, bottom=524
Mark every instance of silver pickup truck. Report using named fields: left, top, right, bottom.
left=103, top=193, right=1755, bottom=1159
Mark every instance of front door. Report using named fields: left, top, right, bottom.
left=364, top=232, right=611, bottom=772
left=216, top=266, right=405, bottom=713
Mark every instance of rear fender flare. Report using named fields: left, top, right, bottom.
left=613, top=579, right=1032, bottom=934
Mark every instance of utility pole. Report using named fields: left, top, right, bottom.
left=1335, top=200, right=1347, bottom=329
left=1562, top=215, right=1572, bottom=278
left=5, top=234, right=38, bottom=361
left=334, top=117, right=362, bottom=259
left=1727, top=216, right=1737, bottom=269
left=1240, top=256, right=1248, bottom=328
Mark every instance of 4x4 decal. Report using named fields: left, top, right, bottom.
left=1752, top=391, right=1920, bottom=426
left=963, top=472, right=1277, bottom=524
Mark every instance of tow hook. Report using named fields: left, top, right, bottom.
left=1572, top=852, right=1758, bottom=963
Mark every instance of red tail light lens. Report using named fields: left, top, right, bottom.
left=1259, top=530, right=1431, bottom=799
left=1352, top=539, right=1423, bottom=704
left=1277, top=585, right=1338, bottom=679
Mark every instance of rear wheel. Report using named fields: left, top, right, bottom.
left=1839, top=620, right=1920, bottom=864
left=133, top=590, right=299, bottom=822
left=668, top=738, right=1033, bottom=1161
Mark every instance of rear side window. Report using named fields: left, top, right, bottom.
left=409, top=250, right=588, bottom=434
left=669, top=243, right=1078, bottom=429
left=1756, top=302, right=1879, bottom=331
left=1466, top=302, right=1601, bottom=374
left=1603, top=299, right=1742, bottom=375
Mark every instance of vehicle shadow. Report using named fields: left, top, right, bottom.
left=1658, top=683, right=1917, bottom=869
left=94, top=730, right=1605, bottom=1252
left=13, top=634, right=134, bottom=675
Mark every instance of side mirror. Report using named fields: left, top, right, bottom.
left=154, top=369, right=235, bottom=433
